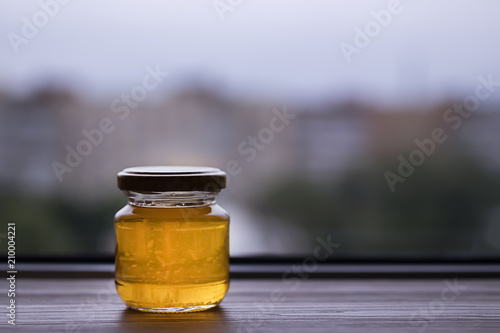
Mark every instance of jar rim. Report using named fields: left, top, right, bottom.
left=117, top=166, right=226, bottom=192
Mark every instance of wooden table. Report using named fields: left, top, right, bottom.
left=2, top=277, right=499, bottom=332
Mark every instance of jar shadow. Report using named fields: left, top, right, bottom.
left=118, top=305, right=228, bottom=333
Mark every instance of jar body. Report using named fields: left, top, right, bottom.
left=114, top=194, right=229, bottom=313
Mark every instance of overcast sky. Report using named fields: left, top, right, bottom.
left=1, top=0, right=500, bottom=105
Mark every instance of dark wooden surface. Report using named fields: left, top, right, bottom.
left=1, top=278, right=499, bottom=332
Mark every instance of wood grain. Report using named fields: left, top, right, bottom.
left=1, top=278, right=499, bottom=332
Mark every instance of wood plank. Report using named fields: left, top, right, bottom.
left=1, top=278, right=499, bottom=332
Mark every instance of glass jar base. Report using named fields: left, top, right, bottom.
left=130, top=304, right=217, bottom=313
left=115, top=279, right=229, bottom=312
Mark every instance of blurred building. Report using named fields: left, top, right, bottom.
left=2, top=87, right=500, bottom=197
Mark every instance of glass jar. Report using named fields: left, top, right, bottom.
left=114, top=166, right=229, bottom=313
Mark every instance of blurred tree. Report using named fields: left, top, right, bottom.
left=255, top=151, right=500, bottom=258
left=0, top=189, right=123, bottom=256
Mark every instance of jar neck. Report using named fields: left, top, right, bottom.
left=125, top=191, right=217, bottom=207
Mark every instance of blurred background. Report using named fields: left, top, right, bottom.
left=1, top=0, right=500, bottom=259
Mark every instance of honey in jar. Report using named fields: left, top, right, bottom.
left=114, top=166, right=229, bottom=312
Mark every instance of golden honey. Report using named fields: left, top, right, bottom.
left=114, top=166, right=229, bottom=313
